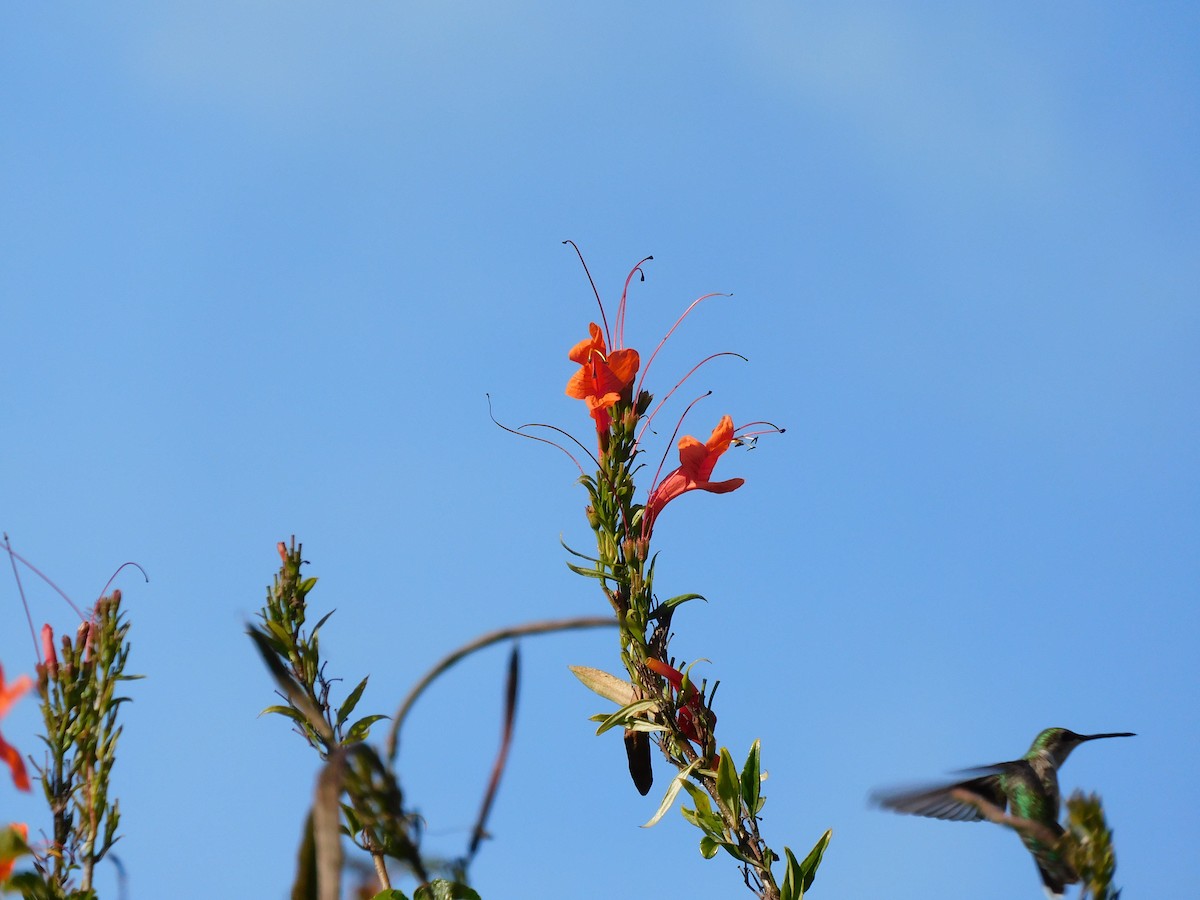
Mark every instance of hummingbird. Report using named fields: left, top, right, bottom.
left=873, top=727, right=1134, bottom=896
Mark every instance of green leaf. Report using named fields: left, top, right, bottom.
left=413, top=881, right=482, bottom=900
left=371, top=892, right=410, bottom=900
left=740, top=739, right=762, bottom=814
left=661, top=592, right=707, bottom=610
left=568, top=665, right=635, bottom=706
left=260, top=704, right=305, bottom=723
left=311, top=609, right=336, bottom=638
left=698, top=834, right=721, bottom=859
left=263, top=619, right=295, bottom=650
left=564, top=561, right=618, bottom=583
left=559, top=536, right=601, bottom=563
left=337, top=676, right=370, bottom=727
left=340, top=802, right=361, bottom=836
left=716, top=748, right=741, bottom=817
left=781, top=846, right=802, bottom=900
left=680, top=781, right=725, bottom=834
left=642, top=758, right=703, bottom=828
left=595, top=699, right=658, bottom=736
left=798, top=829, right=832, bottom=894
left=345, top=713, right=388, bottom=743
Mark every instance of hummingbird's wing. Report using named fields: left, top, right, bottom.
left=871, top=769, right=1010, bottom=822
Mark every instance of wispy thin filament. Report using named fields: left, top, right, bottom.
left=562, top=241, right=611, bottom=350
left=634, top=292, right=729, bottom=401
left=636, top=352, right=747, bottom=448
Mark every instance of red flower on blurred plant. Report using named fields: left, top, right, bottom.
left=645, top=657, right=715, bottom=751
left=0, top=822, right=28, bottom=881
left=0, top=664, right=32, bottom=792
left=643, top=414, right=745, bottom=533
left=565, top=322, right=640, bottom=434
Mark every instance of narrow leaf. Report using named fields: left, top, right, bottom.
left=781, top=846, right=801, bottom=900
left=260, top=704, right=306, bottom=723
left=345, top=713, right=388, bottom=743
left=642, top=758, right=702, bottom=828
left=311, top=609, right=336, bottom=638
left=716, top=748, right=741, bottom=817
left=595, top=699, right=658, bottom=736
left=337, top=676, right=370, bottom=728
left=798, top=829, right=832, bottom=893
left=559, top=536, right=601, bottom=563
left=740, top=739, right=762, bottom=814
left=661, top=592, right=706, bottom=610
left=564, top=561, right=611, bottom=581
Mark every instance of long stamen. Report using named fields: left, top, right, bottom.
left=4, top=534, right=40, bottom=660
left=644, top=392, right=713, bottom=509
left=516, top=423, right=598, bottom=475
left=486, top=394, right=590, bottom=476
left=3, top=536, right=88, bottom=662
left=562, top=240, right=612, bottom=350
left=615, top=256, right=653, bottom=350
left=634, top=292, right=729, bottom=400
left=729, top=422, right=787, bottom=444
left=96, top=561, right=149, bottom=604
left=636, top=352, right=747, bottom=450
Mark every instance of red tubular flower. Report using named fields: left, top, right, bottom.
left=0, top=665, right=33, bottom=792
left=565, top=322, right=640, bottom=433
left=644, top=414, right=745, bottom=533
left=645, top=657, right=715, bottom=749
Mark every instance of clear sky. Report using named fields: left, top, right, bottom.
left=2, top=4, right=1197, bottom=898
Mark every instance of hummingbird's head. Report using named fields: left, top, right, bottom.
left=1031, top=728, right=1135, bottom=766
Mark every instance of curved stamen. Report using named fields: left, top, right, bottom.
left=96, top=561, right=149, bottom=604
left=562, top=241, right=612, bottom=350
left=635, top=352, right=747, bottom=450
left=634, top=292, right=729, bottom=401
left=3, top=536, right=88, bottom=656
left=615, top=256, right=653, bottom=350
left=4, top=534, right=40, bottom=659
left=644, top=391, right=713, bottom=511
left=515, top=423, right=599, bottom=475
left=487, top=394, right=590, bottom=477
left=733, top=421, right=787, bottom=439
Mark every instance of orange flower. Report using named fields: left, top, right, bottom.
left=0, top=822, right=28, bottom=881
left=565, top=322, right=640, bottom=432
left=0, top=664, right=33, bottom=792
left=644, top=414, right=745, bottom=532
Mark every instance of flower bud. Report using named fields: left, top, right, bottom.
left=40, top=624, right=57, bottom=680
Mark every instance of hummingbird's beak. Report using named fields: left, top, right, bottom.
left=1080, top=732, right=1135, bottom=742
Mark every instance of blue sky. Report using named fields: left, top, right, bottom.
left=2, top=3, right=1196, bottom=898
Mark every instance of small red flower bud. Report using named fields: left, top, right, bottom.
left=40, top=625, right=57, bottom=680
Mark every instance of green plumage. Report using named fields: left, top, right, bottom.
left=874, top=727, right=1133, bottom=896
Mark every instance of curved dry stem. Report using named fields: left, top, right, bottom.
left=385, top=615, right=618, bottom=762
